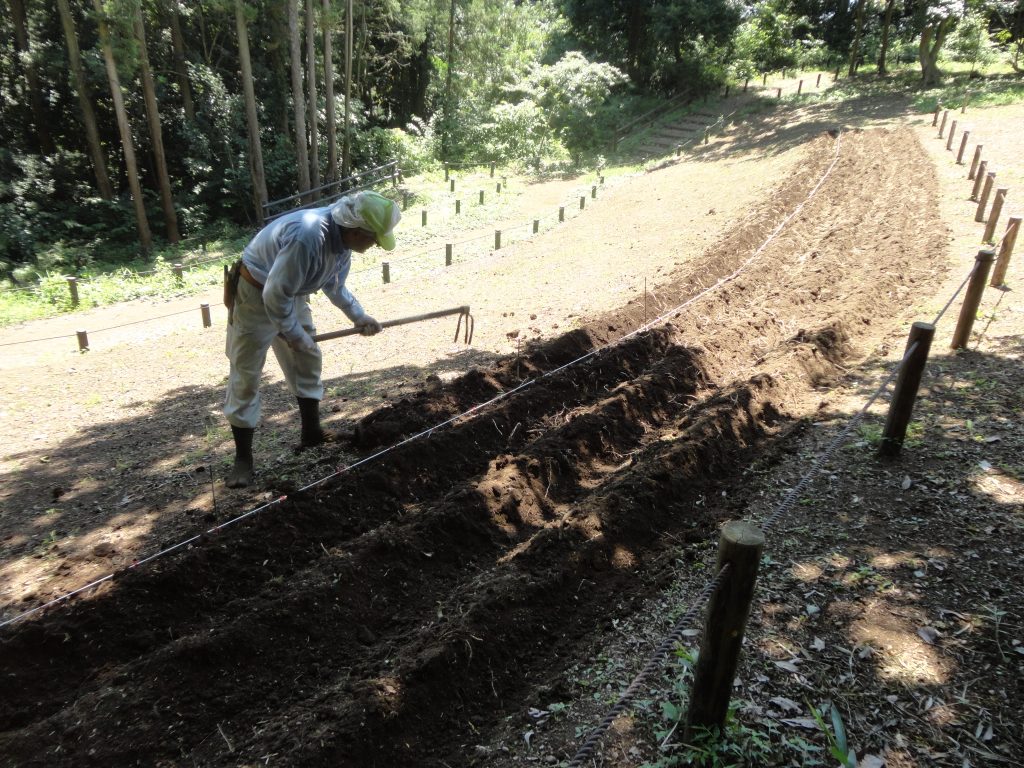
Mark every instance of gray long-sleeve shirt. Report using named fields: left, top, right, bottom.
left=241, top=207, right=366, bottom=343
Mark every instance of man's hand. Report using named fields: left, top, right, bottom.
left=288, top=334, right=319, bottom=354
left=355, top=315, right=382, bottom=336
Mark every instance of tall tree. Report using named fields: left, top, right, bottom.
left=10, top=0, right=55, bottom=154
left=91, top=0, right=152, bottom=252
left=166, top=0, right=195, bottom=121
left=57, top=0, right=114, bottom=199
left=342, top=0, right=352, bottom=177
left=235, top=0, right=268, bottom=217
left=288, top=0, right=312, bottom=199
left=877, top=0, right=897, bottom=75
left=323, top=0, right=338, bottom=182
left=305, top=0, right=321, bottom=190
left=133, top=4, right=180, bottom=242
left=918, top=0, right=962, bottom=86
left=848, top=0, right=868, bottom=75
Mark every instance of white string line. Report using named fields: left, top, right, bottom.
left=0, top=132, right=845, bottom=631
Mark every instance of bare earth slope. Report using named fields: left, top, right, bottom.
left=0, top=125, right=957, bottom=766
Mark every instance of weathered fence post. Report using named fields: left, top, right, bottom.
left=932, top=104, right=941, bottom=126
left=382, top=262, right=390, bottom=284
left=816, top=72, right=822, bottom=87
left=450, top=179, right=455, bottom=192
left=496, top=182, right=502, bottom=193
left=76, top=330, right=89, bottom=351
left=490, top=161, right=495, bottom=178
left=403, top=191, right=410, bottom=210
left=444, top=164, right=449, bottom=181
left=983, top=189, right=1008, bottom=243
left=879, top=322, right=935, bottom=456
left=66, top=277, right=80, bottom=307
left=533, top=219, right=539, bottom=234
left=970, top=160, right=988, bottom=200
left=743, top=77, right=749, bottom=92
left=762, top=72, right=767, bottom=85
left=479, top=190, right=485, bottom=204
left=797, top=80, right=803, bottom=95
left=579, top=196, right=586, bottom=210
left=968, top=145, right=983, bottom=180
left=951, top=249, right=996, bottom=349
left=685, top=521, right=765, bottom=737
left=776, top=87, right=782, bottom=99
left=455, top=199, right=461, bottom=215
left=975, top=172, right=996, bottom=222
left=938, top=109, right=949, bottom=138
left=945, top=120, right=957, bottom=151
left=173, top=263, right=184, bottom=284
left=200, top=303, right=212, bottom=328
left=494, top=230, right=501, bottom=250
left=990, top=216, right=1020, bottom=287
left=445, top=243, right=453, bottom=267
left=559, top=206, right=565, bottom=222
left=421, top=209, right=428, bottom=227
left=591, top=185, right=597, bottom=199
left=956, top=131, right=970, bottom=164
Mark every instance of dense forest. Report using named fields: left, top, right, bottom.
left=1, top=0, right=1022, bottom=283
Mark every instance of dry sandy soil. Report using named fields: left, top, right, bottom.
left=0, top=87, right=1021, bottom=767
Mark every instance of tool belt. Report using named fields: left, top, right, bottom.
left=224, top=261, right=264, bottom=324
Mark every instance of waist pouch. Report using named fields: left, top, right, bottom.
left=224, top=260, right=242, bottom=315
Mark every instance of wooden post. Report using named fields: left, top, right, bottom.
left=559, top=206, right=565, bottom=222
left=76, top=330, right=89, bottom=351
left=951, top=249, right=995, bottom=349
left=599, top=175, right=605, bottom=185
left=762, top=72, right=767, bottom=85
left=685, top=522, right=765, bottom=736
left=421, top=209, right=427, bottom=226
left=990, top=216, right=1020, bottom=287
left=450, top=178, right=455, bottom=192
left=968, top=145, right=983, bottom=180
left=975, top=172, right=996, bottom=222
left=932, top=104, right=941, bottom=126
left=776, top=87, right=782, bottom=99
left=490, top=161, right=495, bottom=178
left=945, top=119, right=957, bottom=151
left=494, top=230, right=501, bottom=250
left=591, top=185, right=597, bottom=199
left=579, top=196, right=586, bottom=210
left=532, top=219, right=539, bottom=234
left=983, top=189, right=1008, bottom=243
left=816, top=72, right=822, bottom=87
left=724, top=85, right=730, bottom=98
left=743, top=77, right=749, bottom=92
left=403, top=191, right=410, bottom=210
left=938, top=109, right=948, bottom=138
left=797, top=79, right=803, bottom=95
left=444, top=164, right=449, bottom=181
left=879, top=322, right=935, bottom=456
left=173, top=263, right=184, bottom=284
left=834, top=65, right=840, bottom=80
left=956, top=131, right=970, bottom=164
left=479, top=190, right=484, bottom=204
left=704, top=127, right=710, bottom=144
left=445, top=243, right=453, bottom=267
left=496, top=182, right=502, bottom=193
left=382, top=262, right=390, bottom=284
left=200, top=303, right=212, bottom=328
left=455, top=199, right=461, bottom=215
left=676, top=145, right=682, bottom=157
left=67, top=277, right=80, bottom=307
left=970, top=160, right=988, bottom=200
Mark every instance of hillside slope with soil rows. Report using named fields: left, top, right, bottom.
left=0, top=127, right=949, bottom=766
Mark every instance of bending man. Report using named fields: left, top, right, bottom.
left=223, top=190, right=400, bottom=488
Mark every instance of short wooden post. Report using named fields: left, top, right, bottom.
left=776, top=87, right=782, bottom=99
left=970, top=160, right=988, bottom=200
left=676, top=145, right=682, bottom=157
left=479, top=190, right=484, bottom=204
left=445, top=243, right=453, bottom=267
left=983, top=189, right=1008, bottom=243
left=494, top=230, right=501, bottom=250
left=599, top=175, right=605, bottom=185
left=76, top=330, right=89, bottom=351
left=173, top=263, right=184, bottom=284
left=421, top=209, right=427, bottom=226
left=704, top=127, right=710, bottom=144
left=834, top=65, right=840, bottom=80
left=956, top=131, right=970, bottom=164
left=200, top=303, right=212, bottom=328
left=945, top=119, right=957, bottom=151
left=938, top=109, right=948, bottom=138
left=990, top=216, right=1020, bottom=287
left=450, top=178, right=455, bottom=192
left=559, top=206, right=565, bottom=222
left=490, top=161, right=495, bottom=178
left=382, top=262, right=390, bottom=284
left=951, top=249, right=995, bottom=349
left=496, top=182, right=502, bottom=193
left=968, top=145, right=983, bottom=180
left=743, top=77, right=749, bottom=92
left=762, top=72, right=767, bottom=85
left=816, top=72, right=822, bottom=87
left=444, top=164, right=449, bottom=181
left=797, top=79, right=803, bottom=95
left=66, top=277, right=80, bottom=307
left=932, top=104, right=941, bottom=126
left=975, top=172, right=996, bottom=222
left=579, top=196, right=586, bottom=210
left=403, top=191, right=410, bottom=210
left=685, top=521, right=764, bottom=736
left=724, top=85, right=730, bottom=98
left=591, top=185, right=597, bottom=199
left=455, top=199, right=461, bottom=215
left=879, top=322, right=935, bottom=456
left=532, top=219, right=539, bottom=234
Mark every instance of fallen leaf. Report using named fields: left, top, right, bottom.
left=858, top=756, right=885, bottom=768
left=769, top=696, right=801, bottom=712
left=780, top=717, right=818, bottom=729
left=917, top=626, right=940, bottom=644
left=774, top=660, right=801, bottom=673
left=901, top=475, right=912, bottom=490
left=811, top=637, right=826, bottom=651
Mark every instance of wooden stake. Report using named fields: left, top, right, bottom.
left=970, top=160, right=988, bottom=200
left=445, top=243, right=452, bottom=266
left=983, top=189, right=1008, bottom=243
left=200, top=303, right=212, bottom=328
left=938, top=109, right=949, bottom=138
left=382, top=262, right=390, bottom=284
left=945, top=119, right=957, bottom=151
left=968, top=145, right=983, bottom=180
left=990, top=216, right=1020, bottom=287
left=76, top=330, right=89, bottom=351
left=879, top=322, right=935, bottom=456
left=951, top=249, right=995, bottom=349
left=956, top=131, right=970, bottom=164
left=494, top=230, right=501, bottom=250
left=67, top=277, right=80, bottom=307
left=975, top=172, right=996, bottom=222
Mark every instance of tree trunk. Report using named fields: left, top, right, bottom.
left=919, top=17, right=955, bottom=87
left=323, top=0, right=338, bottom=183
left=342, top=0, right=352, bottom=178
left=166, top=0, right=195, bottom=121
left=305, top=0, right=321, bottom=191
left=134, top=6, right=180, bottom=243
left=289, top=0, right=312, bottom=200
left=877, top=0, right=896, bottom=76
left=441, top=0, right=455, bottom=158
left=235, top=0, right=268, bottom=220
left=848, top=0, right=867, bottom=77
left=91, top=0, right=152, bottom=252
left=10, top=0, right=55, bottom=154
left=57, top=0, right=114, bottom=199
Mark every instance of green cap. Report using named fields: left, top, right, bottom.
left=357, top=191, right=400, bottom=251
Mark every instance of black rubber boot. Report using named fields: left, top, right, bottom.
left=297, top=397, right=333, bottom=448
left=225, top=425, right=255, bottom=488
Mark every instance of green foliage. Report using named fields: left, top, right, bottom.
left=947, top=8, right=1000, bottom=71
